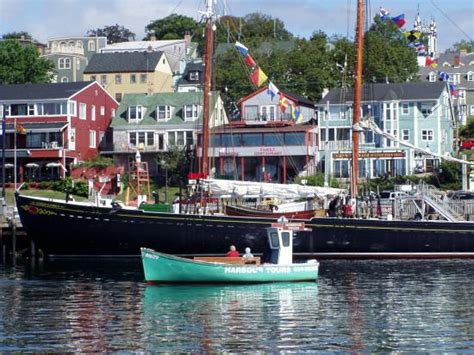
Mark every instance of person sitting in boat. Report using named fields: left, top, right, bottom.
left=226, top=245, right=240, bottom=257
left=243, top=247, right=254, bottom=258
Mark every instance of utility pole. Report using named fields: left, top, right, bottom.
left=1, top=105, right=6, bottom=199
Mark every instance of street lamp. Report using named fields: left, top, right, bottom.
left=160, top=159, right=169, bottom=203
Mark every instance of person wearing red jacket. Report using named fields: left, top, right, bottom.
left=226, top=245, right=240, bottom=257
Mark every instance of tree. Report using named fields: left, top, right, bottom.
left=87, top=24, right=135, bottom=44
left=363, top=16, right=418, bottom=83
left=240, top=13, right=292, bottom=41
left=0, top=40, right=55, bottom=84
left=2, top=31, right=33, bottom=40
left=145, top=14, right=201, bottom=40
left=155, top=145, right=193, bottom=186
left=448, top=40, right=474, bottom=53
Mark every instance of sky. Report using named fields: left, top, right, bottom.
left=0, top=0, right=472, bottom=53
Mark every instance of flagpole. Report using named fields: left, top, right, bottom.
left=14, top=116, right=17, bottom=191
left=1, top=105, right=5, bottom=199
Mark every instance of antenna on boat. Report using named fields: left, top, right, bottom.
left=351, top=0, right=364, bottom=198
left=200, top=0, right=215, bottom=178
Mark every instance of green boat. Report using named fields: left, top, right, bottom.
left=141, top=218, right=319, bottom=283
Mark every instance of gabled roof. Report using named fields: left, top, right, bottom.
left=177, top=62, right=204, bottom=86
left=238, top=86, right=314, bottom=107
left=83, top=51, right=165, bottom=74
left=111, top=91, right=220, bottom=127
left=319, top=82, right=447, bottom=105
left=0, top=81, right=93, bottom=100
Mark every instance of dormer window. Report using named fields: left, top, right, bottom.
left=157, top=105, right=172, bottom=120
left=467, top=71, right=474, bottom=81
left=419, top=102, right=435, bottom=117
left=189, top=71, right=199, bottom=81
left=428, top=72, right=437, bottom=82
left=184, top=104, right=200, bottom=121
left=128, top=105, right=144, bottom=122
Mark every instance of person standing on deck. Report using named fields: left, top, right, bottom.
left=243, top=247, right=254, bottom=258
left=226, top=245, right=240, bottom=257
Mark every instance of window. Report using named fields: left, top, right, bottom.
left=429, top=72, right=437, bottom=82
left=189, top=71, right=199, bottom=81
left=157, top=133, right=165, bottom=150
left=384, top=102, right=397, bottom=120
left=115, top=93, right=122, bottom=102
left=128, top=105, right=144, bottom=121
left=91, top=75, right=97, bottom=81
left=184, top=104, right=199, bottom=120
left=401, top=103, right=409, bottom=115
left=58, top=58, right=65, bottom=69
left=100, top=106, right=105, bottom=115
left=421, top=129, right=433, bottom=141
left=157, top=105, right=171, bottom=120
left=470, top=105, right=474, bottom=116
left=38, top=102, right=67, bottom=115
left=61, top=77, right=68, bottom=83
left=100, top=75, right=107, bottom=85
left=115, top=74, right=122, bottom=84
left=334, top=160, right=350, bottom=178
left=28, top=104, right=35, bottom=115
left=285, top=132, right=304, bottom=145
left=91, top=105, right=96, bottom=121
left=79, top=103, right=87, bottom=120
left=467, top=72, right=474, bottom=81
left=69, top=101, right=77, bottom=116
left=88, top=40, right=95, bottom=52
left=140, top=74, right=147, bottom=83
left=420, top=102, right=435, bottom=117
left=130, top=74, right=137, bottom=84
left=64, top=58, right=71, bottom=69
left=89, top=130, right=96, bottom=148
left=260, top=105, right=276, bottom=121
left=77, top=59, right=80, bottom=70
left=402, top=129, right=410, bottom=141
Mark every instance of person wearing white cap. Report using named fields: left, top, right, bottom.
left=243, top=247, right=253, bottom=258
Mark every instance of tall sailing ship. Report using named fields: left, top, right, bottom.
left=15, top=0, right=474, bottom=258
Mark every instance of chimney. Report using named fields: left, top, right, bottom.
left=184, top=31, right=191, bottom=44
left=453, top=54, right=461, bottom=67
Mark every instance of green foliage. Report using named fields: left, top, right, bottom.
left=448, top=40, right=474, bottom=53
left=87, top=24, right=135, bottom=44
left=52, top=177, right=73, bottom=192
left=459, top=117, right=474, bottom=138
left=73, top=181, right=88, bottom=197
left=155, top=145, right=192, bottom=185
left=0, top=40, right=55, bottom=84
left=296, top=173, right=340, bottom=188
left=74, top=156, right=114, bottom=170
left=2, top=31, right=33, bottom=40
left=38, top=181, right=53, bottom=190
left=363, top=16, right=418, bottom=83
left=145, top=14, right=201, bottom=40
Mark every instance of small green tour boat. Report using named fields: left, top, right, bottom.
left=141, top=218, right=319, bottom=283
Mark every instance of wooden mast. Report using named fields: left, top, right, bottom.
left=201, top=0, right=214, bottom=177
left=351, top=0, right=364, bottom=198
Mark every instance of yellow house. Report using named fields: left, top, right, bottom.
left=83, top=51, right=173, bottom=102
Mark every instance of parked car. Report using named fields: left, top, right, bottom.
left=446, top=190, right=474, bottom=200
left=380, top=190, right=408, bottom=200
left=460, top=139, right=474, bottom=150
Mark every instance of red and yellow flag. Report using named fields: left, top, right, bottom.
left=249, top=67, right=268, bottom=87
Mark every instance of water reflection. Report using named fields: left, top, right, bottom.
left=142, top=283, right=319, bottom=353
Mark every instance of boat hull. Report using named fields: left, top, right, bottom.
left=224, top=204, right=318, bottom=219
left=141, top=248, right=319, bottom=283
left=16, top=194, right=474, bottom=258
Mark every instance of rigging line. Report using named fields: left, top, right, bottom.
left=428, top=0, right=473, bottom=42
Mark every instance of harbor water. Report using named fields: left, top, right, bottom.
left=0, top=259, right=473, bottom=352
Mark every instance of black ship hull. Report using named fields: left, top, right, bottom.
left=16, top=194, right=474, bottom=259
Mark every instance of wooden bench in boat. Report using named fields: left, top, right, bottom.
left=193, top=256, right=261, bottom=265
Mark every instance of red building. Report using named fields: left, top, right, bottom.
left=0, top=81, right=118, bottom=182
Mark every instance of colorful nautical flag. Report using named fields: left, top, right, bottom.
left=296, top=110, right=304, bottom=124
left=267, top=82, right=279, bottom=101
left=438, top=71, right=450, bottom=81
left=379, top=7, right=390, bottom=21
left=449, top=84, right=458, bottom=97
left=425, top=56, right=434, bottom=66
left=244, top=54, right=256, bottom=68
left=235, top=41, right=248, bottom=57
left=391, top=14, right=406, bottom=28
left=249, top=67, right=268, bottom=87
left=279, top=93, right=289, bottom=112
left=404, top=30, right=421, bottom=43
left=290, top=103, right=296, bottom=119
left=16, top=124, right=27, bottom=135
